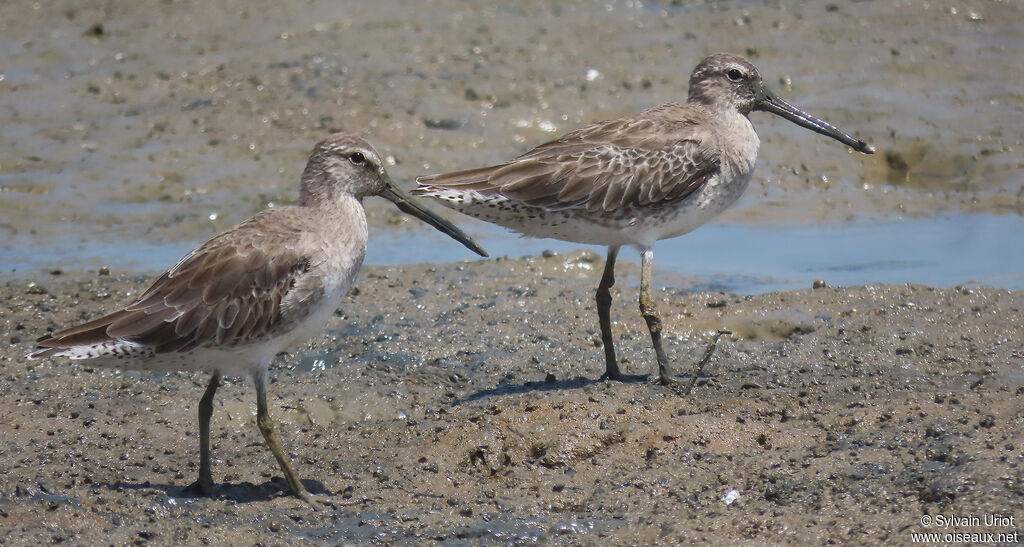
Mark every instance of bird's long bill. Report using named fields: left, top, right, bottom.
left=379, top=180, right=488, bottom=257
left=757, top=87, right=874, bottom=154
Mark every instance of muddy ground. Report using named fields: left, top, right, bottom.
left=2, top=0, right=1021, bottom=267
left=1, top=256, right=1022, bottom=544
left=1, top=0, right=1022, bottom=545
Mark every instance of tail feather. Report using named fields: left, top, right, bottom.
left=415, top=164, right=505, bottom=191
left=29, top=309, right=133, bottom=360
left=27, top=346, right=61, bottom=360
left=34, top=310, right=129, bottom=348
left=28, top=339, right=152, bottom=362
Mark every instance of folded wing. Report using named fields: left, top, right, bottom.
left=34, top=213, right=319, bottom=355
left=418, top=115, right=720, bottom=213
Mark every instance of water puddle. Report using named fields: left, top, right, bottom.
left=2, top=214, right=1020, bottom=295
left=365, top=214, right=1024, bottom=294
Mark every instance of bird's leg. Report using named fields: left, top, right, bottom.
left=253, top=371, right=317, bottom=505
left=186, top=372, right=220, bottom=496
left=638, top=247, right=674, bottom=385
left=597, top=246, right=622, bottom=380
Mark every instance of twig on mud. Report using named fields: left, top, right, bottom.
left=387, top=485, right=445, bottom=499
left=333, top=495, right=379, bottom=507
left=683, top=329, right=732, bottom=396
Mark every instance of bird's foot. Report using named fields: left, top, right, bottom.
left=276, top=477, right=336, bottom=509
left=183, top=476, right=215, bottom=497
left=600, top=369, right=649, bottom=383
left=292, top=488, right=335, bottom=509
left=657, top=372, right=681, bottom=388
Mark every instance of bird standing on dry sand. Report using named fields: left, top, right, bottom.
left=416, top=53, right=873, bottom=385
left=30, top=133, right=487, bottom=504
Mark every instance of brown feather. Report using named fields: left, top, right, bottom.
left=419, top=105, right=722, bottom=213
left=420, top=164, right=502, bottom=187
left=107, top=307, right=180, bottom=339
left=40, top=211, right=320, bottom=355
left=34, top=309, right=133, bottom=348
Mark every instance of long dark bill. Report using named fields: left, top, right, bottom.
left=380, top=181, right=488, bottom=257
left=756, top=87, right=874, bottom=154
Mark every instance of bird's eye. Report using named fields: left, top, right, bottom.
left=727, top=69, right=743, bottom=82
left=349, top=152, right=365, bottom=165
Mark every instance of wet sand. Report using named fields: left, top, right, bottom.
left=2, top=257, right=1023, bottom=544
left=2, top=0, right=1023, bottom=544
left=2, top=0, right=1022, bottom=270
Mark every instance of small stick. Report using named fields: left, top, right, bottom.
left=683, top=329, right=732, bottom=396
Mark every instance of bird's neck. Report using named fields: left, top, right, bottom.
left=312, top=192, right=364, bottom=218
left=304, top=193, right=369, bottom=266
left=719, top=110, right=760, bottom=175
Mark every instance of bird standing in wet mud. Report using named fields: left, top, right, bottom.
left=30, top=133, right=486, bottom=504
left=416, top=53, right=873, bottom=386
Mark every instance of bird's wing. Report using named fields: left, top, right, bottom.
left=35, top=212, right=323, bottom=354
left=417, top=114, right=720, bottom=213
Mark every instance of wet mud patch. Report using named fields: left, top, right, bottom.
left=2, top=0, right=1023, bottom=276
left=2, top=258, right=1022, bottom=544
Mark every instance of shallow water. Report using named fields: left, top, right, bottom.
left=4, top=214, right=1021, bottom=294
left=2, top=4, right=1022, bottom=543
left=1, top=0, right=1021, bottom=290
left=448, top=214, right=1024, bottom=294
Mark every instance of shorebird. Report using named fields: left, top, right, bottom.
left=416, top=53, right=873, bottom=385
left=30, top=133, right=487, bottom=504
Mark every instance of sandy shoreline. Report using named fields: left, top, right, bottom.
left=2, top=257, right=1021, bottom=544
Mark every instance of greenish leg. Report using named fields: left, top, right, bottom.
left=638, top=247, right=674, bottom=385
left=253, top=371, right=315, bottom=504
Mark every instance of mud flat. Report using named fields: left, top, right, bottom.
left=1, top=255, right=1021, bottom=544
left=2, top=0, right=1022, bottom=273
left=2, top=0, right=1022, bottom=544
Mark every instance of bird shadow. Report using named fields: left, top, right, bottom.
left=453, top=332, right=730, bottom=405
left=454, top=371, right=685, bottom=405
left=112, top=477, right=329, bottom=504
